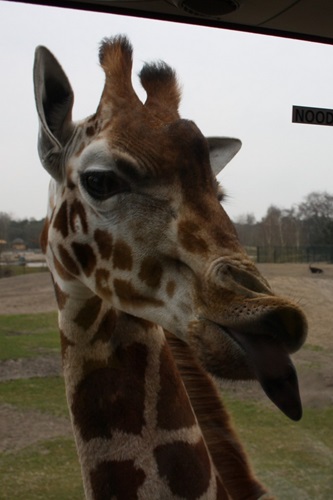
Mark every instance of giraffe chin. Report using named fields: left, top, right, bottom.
left=229, top=330, right=303, bottom=421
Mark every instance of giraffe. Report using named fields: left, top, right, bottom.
left=33, top=35, right=307, bottom=499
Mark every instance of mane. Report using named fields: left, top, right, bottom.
left=165, top=331, right=267, bottom=499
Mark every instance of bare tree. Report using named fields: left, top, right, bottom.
left=260, top=206, right=285, bottom=247
left=0, top=212, right=11, bottom=243
left=298, top=191, right=333, bottom=245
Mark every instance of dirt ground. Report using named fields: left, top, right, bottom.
left=0, top=272, right=56, bottom=315
left=0, top=264, right=332, bottom=452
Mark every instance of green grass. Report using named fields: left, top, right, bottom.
left=2, top=381, right=332, bottom=499
left=0, top=312, right=59, bottom=360
left=0, top=377, right=68, bottom=418
left=0, top=312, right=83, bottom=498
left=0, top=265, right=48, bottom=279
left=0, top=438, right=84, bottom=500
left=303, top=343, right=325, bottom=352
left=224, top=392, right=333, bottom=499
left=0, top=312, right=332, bottom=499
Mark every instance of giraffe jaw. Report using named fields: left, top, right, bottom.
left=228, top=329, right=302, bottom=421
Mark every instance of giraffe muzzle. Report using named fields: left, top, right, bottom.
left=197, top=261, right=307, bottom=421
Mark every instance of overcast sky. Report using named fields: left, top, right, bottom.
left=1, top=1, right=332, bottom=222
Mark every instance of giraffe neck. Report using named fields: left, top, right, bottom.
left=57, top=283, right=227, bottom=499
left=167, top=333, right=269, bottom=500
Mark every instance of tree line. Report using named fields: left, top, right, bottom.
left=0, top=190, right=332, bottom=251
left=234, top=191, right=333, bottom=248
left=0, top=213, right=44, bottom=250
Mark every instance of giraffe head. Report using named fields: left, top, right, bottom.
left=34, top=35, right=307, bottom=421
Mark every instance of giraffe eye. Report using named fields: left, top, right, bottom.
left=81, top=171, right=130, bottom=201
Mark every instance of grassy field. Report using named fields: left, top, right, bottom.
left=0, top=311, right=332, bottom=499
left=0, top=311, right=84, bottom=499
left=1, top=438, right=84, bottom=500
left=0, top=312, right=58, bottom=360
left=0, top=265, right=48, bottom=279
left=0, top=377, right=68, bottom=418
left=224, top=394, right=333, bottom=499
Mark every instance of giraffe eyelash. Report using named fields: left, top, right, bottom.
left=80, top=169, right=131, bottom=201
left=215, top=181, right=226, bottom=202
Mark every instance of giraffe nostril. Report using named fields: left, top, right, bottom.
left=262, top=307, right=308, bottom=353
left=215, top=261, right=272, bottom=296
left=217, top=263, right=231, bottom=276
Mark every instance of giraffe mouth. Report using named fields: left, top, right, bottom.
left=227, top=328, right=302, bottom=421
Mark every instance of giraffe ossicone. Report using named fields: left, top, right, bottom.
left=34, top=35, right=307, bottom=499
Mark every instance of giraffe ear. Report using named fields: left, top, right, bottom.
left=207, top=137, right=242, bottom=176
left=33, top=46, right=74, bottom=182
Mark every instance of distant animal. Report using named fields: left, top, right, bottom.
left=309, top=264, right=323, bottom=274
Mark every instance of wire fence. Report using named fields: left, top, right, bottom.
left=245, top=246, right=333, bottom=263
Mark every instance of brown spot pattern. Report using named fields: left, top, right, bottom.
left=53, top=200, right=69, bottom=238
left=154, top=439, right=211, bottom=499
left=176, top=128, right=213, bottom=207
left=52, top=252, right=74, bottom=281
left=178, top=220, right=208, bottom=254
left=58, top=244, right=80, bottom=276
left=74, top=296, right=102, bottom=329
left=74, top=142, right=85, bottom=158
left=113, top=240, right=133, bottom=270
left=69, top=199, right=88, bottom=234
left=86, top=125, right=95, bottom=137
left=66, top=166, right=75, bottom=190
left=71, top=242, right=97, bottom=277
left=114, top=279, right=164, bottom=307
left=166, top=333, right=267, bottom=499
left=66, top=177, right=75, bottom=190
left=138, top=257, right=163, bottom=288
left=157, top=343, right=196, bottom=430
left=53, top=282, right=69, bottom=310
left=59, top=329, right=75, bottom=360
left=94, top=229, right=113, bottom=260
left=216, top=477, right=229, bottom=500
left=71, top=342, right=147, bottom=440
left=90, top=460, right=145, bottom=500
left=166, top=280, right=176, bottom=298
left=40, top=218, right=49, bottom=254
left=210, top=224, right=239, bottom=252
left=95, top=268, right=112, bottom=299
left=90, top=309, right=117, bottom=345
